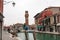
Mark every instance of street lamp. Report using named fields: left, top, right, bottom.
left=4, top=1, right=15, bottom=7
left=0, top=0, right=15, bottom=40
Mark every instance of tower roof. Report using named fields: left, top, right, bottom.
left=25, top=11, right=28, bottom=13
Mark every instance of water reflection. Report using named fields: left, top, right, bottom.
left=17, top=33, right=34, bottom=40
left=28, top=33, right=34, bottom=40
left=17, top=32, right=60, bottom=40
left=17, top=33, right=26, bottom=40
left=36, top=33, right=60, bottom=40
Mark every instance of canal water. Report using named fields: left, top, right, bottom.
left=17, top=33, right=34, bottom=40
left=17, top=32, right=60, bottom=40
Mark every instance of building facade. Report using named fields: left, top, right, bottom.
left=34, top=7, right=60, bottom=32
left=0, top=0, right=4, bottom=40
left=34, top=13, right=40, bottom=25
left=13, top=23, right=23, bottom=32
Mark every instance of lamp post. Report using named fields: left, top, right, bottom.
left=4, top=1, right=15, bottom=7
left=0, top=0, right=15, bottom=40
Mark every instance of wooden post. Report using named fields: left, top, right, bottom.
left=25, top=31, right=28, bottom=40
left=33, top=31, right=36, bottom=40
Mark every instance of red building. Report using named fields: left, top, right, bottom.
left=0, top=0, right=4, bottom=26
left=34, top=7, right=60, bottom=32
left=0, top=0, right=3, bottom=13
left=34, top=8, right=52, bottom=25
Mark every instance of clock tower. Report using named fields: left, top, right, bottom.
left=25, top=11, right=29, bottom=25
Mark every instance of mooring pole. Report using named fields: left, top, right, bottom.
left=33, top=31, right=36, bottom=40
left=25, top=30, right=28, bottom=40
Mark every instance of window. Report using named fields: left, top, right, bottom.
left=54, top=15, right=56, bottom=24
left=57, top=15, right=60, bottom=23
left=45, top=19, right=48, bottom=25
left=42, top=21, right=44, bottom=26
left=48, top=18, right=50, bottom=24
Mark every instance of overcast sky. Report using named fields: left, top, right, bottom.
left=3, top=0, right=60, bottom=26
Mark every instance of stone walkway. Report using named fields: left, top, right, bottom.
left=2, top=30, right=23, bottom=40
left=2, top=30, right=12, bottom=40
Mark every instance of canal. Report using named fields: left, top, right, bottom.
left=17, top=31, right=60, bottom=40
left=17, top=33, right=34, bottom=40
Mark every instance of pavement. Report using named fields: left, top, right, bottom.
left=2, top=30, right=12, bottom=40
left=2, top=30, right=23, bottom=40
